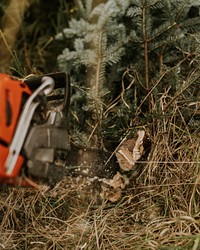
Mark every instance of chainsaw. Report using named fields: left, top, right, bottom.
left=0, top=72, right=71, bottom=187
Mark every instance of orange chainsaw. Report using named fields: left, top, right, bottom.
left=0, top=72, right=71, bottom=187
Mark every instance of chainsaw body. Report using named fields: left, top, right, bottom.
left=0, top=72, right=70, bottom=186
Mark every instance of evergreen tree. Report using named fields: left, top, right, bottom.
left=125, top=0, right=200, bottom=115
left=56, top=0, right=129, bottom=148
left=56, top=0, right=200, bottom=148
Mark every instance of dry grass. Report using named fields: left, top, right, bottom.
left=1, top=3, right=200, bottom=248
left=1, top=86, right=200, bottom=250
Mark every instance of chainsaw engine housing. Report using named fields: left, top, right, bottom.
left=0, top=74, right=31, bottom=181
left=0, top=72, right=70, bottom=186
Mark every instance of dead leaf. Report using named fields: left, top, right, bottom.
left=115, top=130, right=146, bottom=171
left=102, top=172, right=126, bottom=189
left=133, top=130, right=145, bottom=162
left=101, top=187, right=122, bottom=202
left=100, top=172, right=128, bottom=202
left=116, top=145, right=134, bottom=171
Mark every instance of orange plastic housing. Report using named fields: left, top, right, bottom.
left=0, top=144, right=24, bottom=178
left=0, top=74, right=31, bottom=181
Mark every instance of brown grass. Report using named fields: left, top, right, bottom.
left=0, top=0, right=29, bottom=72
left=1, top=77, right=200, bottom=249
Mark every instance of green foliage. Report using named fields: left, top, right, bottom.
left=56, top=0, right=128, bottom=82
left=56, top=0, right=200, bottom=147
left=125, top=0, right=200, bottom=112
left=56, top=0, right=130, bottom=147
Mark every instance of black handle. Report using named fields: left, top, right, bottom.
left=25, top=72, right=70, bottom=115
left=24, top=72, right=69, bottom=90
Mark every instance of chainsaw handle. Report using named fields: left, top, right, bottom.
left=24, top=72, right=69, bottom=91
left=25, top=72, right=70, bottom=114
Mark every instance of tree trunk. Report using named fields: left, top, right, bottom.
left=85, top=0, right=107, bottom=149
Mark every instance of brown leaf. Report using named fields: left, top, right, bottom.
left=116, top=146, right=134, bottom=171
left=115, top=130, right=146, bottom=171
left=102, top=188, right=122, bottom=202
left=102, top=172, right=126, bottom=189
left=100, top=172, right=128, bottom=202
left=133, top=130, right=145, bottom=162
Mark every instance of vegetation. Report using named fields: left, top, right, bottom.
left=1, top=0, right=200, bottom=249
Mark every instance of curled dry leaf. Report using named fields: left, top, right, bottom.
left=101, top=186, right=122, bottom=202
left=100, top=172, right=129, bottom=202
left=102, top=171, right=127, bottom=189
left=115, top=130, right=146, bottom=171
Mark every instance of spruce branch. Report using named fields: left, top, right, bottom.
left=56, top=0, right=200, bottom=147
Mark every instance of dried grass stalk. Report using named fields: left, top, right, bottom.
left=0, top=0, right=29, bottom=72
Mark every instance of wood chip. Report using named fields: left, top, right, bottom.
left=115, top=130, right=146, bottom=171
